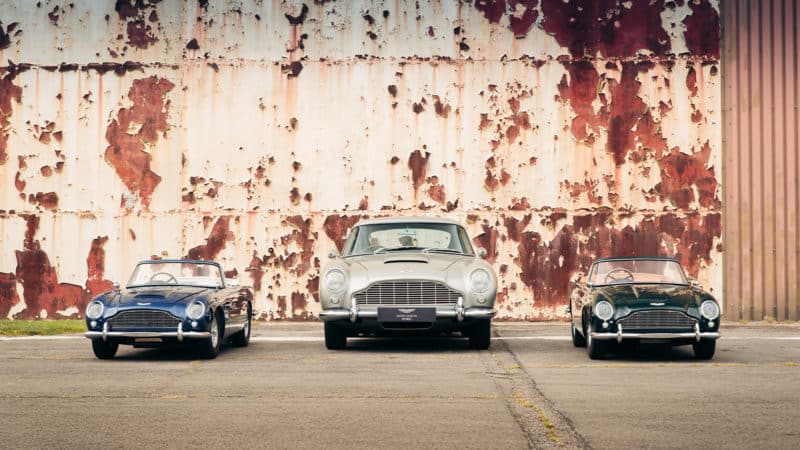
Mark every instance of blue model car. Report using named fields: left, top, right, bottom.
left=84, top=259, right=253, bottom=359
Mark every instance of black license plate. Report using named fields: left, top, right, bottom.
left=378, top=307, right=436, bottom=323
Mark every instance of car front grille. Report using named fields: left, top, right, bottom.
left=617, top=310, right=697, bottom=330
left=354, top=281, right=461, bottom=306
left=108, top=310, right=181, bottom=329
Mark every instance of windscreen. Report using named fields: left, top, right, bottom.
left=127, top=261, right=223, bottom=288
left=344, top=222, right=474, bottom=257
left=588, top=259, right=688, bottom=286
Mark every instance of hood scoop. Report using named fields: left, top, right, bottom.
left=383, top=256, right=429, bottom=264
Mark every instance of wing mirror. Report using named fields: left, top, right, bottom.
left=689, top=279, right=701, bottom=288
left=476, top=248, right=487, bottom=259
left=328, top=250, right=339, bottom=259
left=112, top=281, right=120, bottom=290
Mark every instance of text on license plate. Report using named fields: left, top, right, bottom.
left=377, top=307, right=436, bottom=322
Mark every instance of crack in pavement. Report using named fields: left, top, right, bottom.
left=481, top=328, right=592, bottom=450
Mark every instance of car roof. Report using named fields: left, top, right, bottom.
left=354, top=216, right=464, bottom=227
left=593, top=256, right=679, bottom=263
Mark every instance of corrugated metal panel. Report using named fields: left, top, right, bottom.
left=0, top=0, right=724, bottom=321
left=722, top=0, right=799, bottom=321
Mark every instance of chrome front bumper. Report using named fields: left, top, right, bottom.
left=320, top=297, right=496, bottom=323
left=84, top=322, right=211, bottom=343
left=591, top=323, right=720, bottom=343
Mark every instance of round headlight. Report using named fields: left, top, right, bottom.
left=470, top=269, right=491, bottom=294
left=324, top=269, right=346, bottom=293
left=86, top=301, right=104, bottom=319
left=187, top=302, right=206, bottom=320
left=594, top=301, right=614, bottom=321
left=700, top=300, right=720, bottom=320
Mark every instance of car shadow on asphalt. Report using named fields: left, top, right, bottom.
left=343, top=335, right=474, bottom=353
left=591, top=343, right=706, bottom=362
left=110, top=344, right=250, bottom=361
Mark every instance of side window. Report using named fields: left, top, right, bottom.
left=342, top=227, right=359, bottom=256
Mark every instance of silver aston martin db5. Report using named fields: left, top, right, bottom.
left=319, top=217, right=497, bottom=349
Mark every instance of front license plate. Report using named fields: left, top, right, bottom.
left=378, top=307, right=436, bottom=322
left=135, top=337, right=162, bottom=343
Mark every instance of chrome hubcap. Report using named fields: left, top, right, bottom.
left=210, top=317, right=218, bottom=348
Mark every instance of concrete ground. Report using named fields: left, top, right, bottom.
left=1, top=322, right=798, bottom=449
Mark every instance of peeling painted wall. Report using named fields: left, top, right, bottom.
left=0, top=0, right=723, bottom=320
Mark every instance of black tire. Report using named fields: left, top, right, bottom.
left=468, top=319, right=491, bottom=350
left=197, top=310, right=223, bottom=359
left=571, top=321, right=586, bottom=347
left=91, top=339, right=118, bottom=359
left=693, top=339, right=716, bottom=360
left=231, top=304, right=251, bottom=347
left=324, top=322, right=347, bottom=350
left=586, top=322, right=607, bottom=360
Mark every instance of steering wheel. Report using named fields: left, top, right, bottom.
left=150, top=272, right=178, bottom=284
left=604, top=268, right=634, bottom=284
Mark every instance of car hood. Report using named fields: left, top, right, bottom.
left=595, top=284, right=698, bottom=308
left=113, top=286, right=207, bottom=307
left=345, top=252, right=471, bottom=284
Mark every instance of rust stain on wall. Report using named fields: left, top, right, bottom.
left=541, top=0, right=670, bottom=58
left=323, top=215, right=362, bottom=253
left=13, top=215, right=85, bottom=319
left=185, top=217, right=233, bottom=260
left=654, top=142, right=720, bottom=209
left=683, top=0, right=720, bottom=58
left=0, top=73, right=23, bottom=164
left=115, top=0, right=159, bottom=49
left=85, top=236, right=113, bottom=298
left=408, top=150, right=431, bottom=190
left=104, top=76, right=174, bottom=209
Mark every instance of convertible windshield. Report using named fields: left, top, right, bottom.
left=588, top=259, right=688, bottom=286
left=127, top=261, right=224, bottom=288
left=344, top=222, right=475, bottom=257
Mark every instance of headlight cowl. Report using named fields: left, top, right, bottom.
left=469, top=269, right=491, bottom=294
left=324, top=269, right=346, bottom=293
left=186, top=302, right=206, bottom=320
left=594, top=301, right=614, bottom=321
left=86, top=301, right=104, bottom=319
left=700, top=300, right=720, bottom=320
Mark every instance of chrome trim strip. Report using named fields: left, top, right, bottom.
left=592, top=330, right=720, bottom=341
left=319, top=307, right=496, bottom=321
left=85, top=330, right=211, bottom=340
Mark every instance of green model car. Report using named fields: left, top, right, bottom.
left=569, top=257, right=721, bottom=360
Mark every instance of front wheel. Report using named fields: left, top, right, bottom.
left=231, top=304, right=251, bottom=347
left=468, top=320, right=491, bottom=350
left=324, top=322, right=347, bottom=350
left=693, top=339, right=716, bottom=360
left=571, top=321, right=586, bottom=347
left=92, top=339, right=118, bottom=359
left=586, top=325, right=607, bottom=360
left=196, top=311, right=223, bottom=359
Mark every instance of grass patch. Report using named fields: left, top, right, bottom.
left=0, top=320, right=85, bottom=336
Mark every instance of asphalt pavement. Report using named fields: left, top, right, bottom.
left=1, top=323, right=798, bottom=449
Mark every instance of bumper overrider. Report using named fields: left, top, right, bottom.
left=319, top=297, right=496, bottom=323
left=591, top=322, right=720, bottom=343
left=84, top=322, right=211, bottom=342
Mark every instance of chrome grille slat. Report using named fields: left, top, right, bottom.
left=618, top=310, right=697, bottom=330
left=355, top=281, right=460, bottom=306
left=108, top=310, right=181, bottom=329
